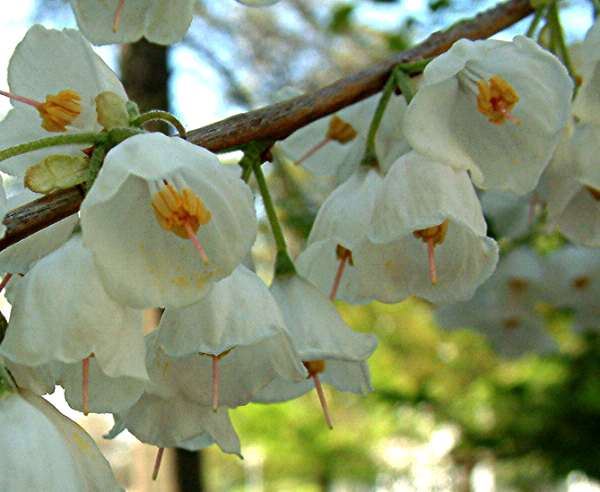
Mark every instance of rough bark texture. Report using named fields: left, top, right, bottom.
left=0, top=0, right=534, bottom=252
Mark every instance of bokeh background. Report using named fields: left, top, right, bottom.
left=1, top=1, right=599, bottom=491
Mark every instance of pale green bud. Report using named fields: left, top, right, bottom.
left=25, top=155, right=89, bottom=194
left=95, top=91, right=130, bottom=130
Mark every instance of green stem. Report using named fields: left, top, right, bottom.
left=131, top=110, right=187, bottom=139
left=361, top=70, right=398, bottom=168
left=251, top=155, right=296, bottom=276
left=239, top=141, right=271, bottom=183
left=0, top=132, right=102, bottom=164
left=394, top=58, right=431, bottom=75
left=394, top=69, right=416, bottom=105
left=85, top=145, right=107, bottom=192
left=548, top=2, right=578, bottom=83
left=526, top=7, right=546, bottom=37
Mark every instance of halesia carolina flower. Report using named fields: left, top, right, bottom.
left=0, top=25, right=128, bottom=177
left=254, top=274, right=377, bottom=429
left=107, top=332, right=242, bottom=479
left=275, top=93, right=409, bottom=182
left=156, top=265, right=307, bottom=410
left=0, top=389, right=123, bottom=492
left=80, top=132, right=257, bottom=309
left=0, top=235, right=147, bottom=415
left=436, top=247, right=556, bottom=358
left=573, top=19, right=600, bottom=125
left=544, top=125, right=600, bottom=247
left=69, top=0, right=196, bottom=46
left=296, top=167, right=384, bottom=304
left=403, top=36, right=573, bottom=195
left=357, top=151, right=498, bottom=304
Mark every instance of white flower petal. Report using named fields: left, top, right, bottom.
left=0, top=390, right=122, bottom=492
left=80, top=133, right=257, bottom=309
left=404, top=36, right=572, bottom=194
left=0, top=236, right=147, bottom=381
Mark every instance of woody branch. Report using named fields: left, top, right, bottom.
left=0, top=0, right=534, bottom=254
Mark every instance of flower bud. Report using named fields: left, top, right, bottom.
left=25, top=155, right=89, bottom=194
left=95, top=91, right=130, bottom=130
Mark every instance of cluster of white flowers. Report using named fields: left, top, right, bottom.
left=0, top=5, right=597, bottom=490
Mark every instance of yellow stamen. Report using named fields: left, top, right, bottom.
left=151, top=182, right=211, bottom=239
left=413, top=219, right=449, bottom=285
left=327, top=115, right=357, bottom=144
left=476, top=75, right=520, bottom=125
left=303, top=359, right=326, bottom=377
left=37, top=90, right=82, bottom=132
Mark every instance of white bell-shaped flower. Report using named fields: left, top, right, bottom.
left=156, top=265, right=306, bottom=410
left=106, top=332, right=242, bottom=477
left=542, top=247, right=599, bottom=332
left=69, top=0, right=196, bottom=46
left=357, top=151, right=498, bottom=304
left=573, top=19, right=600, bottom=125
left=80, top=132, right=257, bottom=309
left=0, top=188, right=78, bottom=275
left=403, top=36, right=573, bottom=195
left=545, top=125, right=600, bottom=247
left=107, top=393, right=241, bottom=456
left=0, top=26, right=127, bottom=176
left=0, top=389, right=122, bottom=492
left=255, top=274, right=377, bottom=428
left=0, top=235, right=147, bottom=414
left=275, top=93, right=409, bottom=182
left=296, top=166, right=383, bottom=303
left=437, top=248, right=555, bottom=358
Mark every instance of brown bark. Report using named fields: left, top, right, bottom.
left=0, top=0, right=534, bottom=252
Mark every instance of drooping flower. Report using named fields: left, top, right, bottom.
left=296, top=166, right=384, bottom=303
left=572, top=19, right=600, bottom=125
left=0, top=389, right=123, bottom=492
left=107, top=332, right=242, bottom=479
left=480, top=190, right=535, bottom=240
left=0, top=235, right=147, bottom=415
left=356, top=151, right=498, bottom=304
left=69, top=0, right=196, bottom=46
left=544, top=125, right=600, bottom=247
left=403, top=36, right=573, bottom=195
left=436, top=247, right=556, bottom=358
left=275, top=93, right=409, bottom=182
left=254, top=274, right=377, bottom=428
left=0, top=26, right=128, bottom=176
left=80, top=132, right=258, bottom=309
left=156, top=265, right=306, bottom=410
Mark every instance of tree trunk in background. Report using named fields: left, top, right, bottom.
left=120, top=39, right=204, bottom=492
left=120, top=39, right=170, bottom=132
